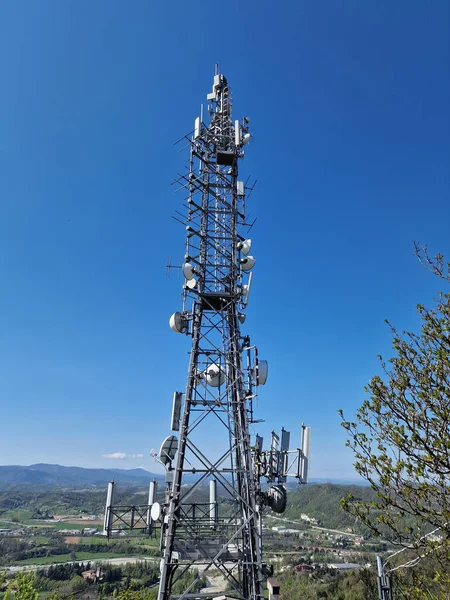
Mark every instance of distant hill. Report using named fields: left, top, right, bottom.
left=283, top=483, right=376, bottom=532
left=0, top=464, right=165, bottom=487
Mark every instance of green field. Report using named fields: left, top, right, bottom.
left=32, top=536, right=51, bottom=545
left=75, top=536, right=110, bottom=545
left=14, top=552, right=131, bottom=566
left=2, top=509, right=34, bottom=522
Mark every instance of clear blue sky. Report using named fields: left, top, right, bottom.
left=1, top=1, right=449, bottom=479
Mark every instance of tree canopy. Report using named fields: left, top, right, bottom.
left=340, top=246, right=450, bottom=565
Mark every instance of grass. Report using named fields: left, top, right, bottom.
left=134, top=537, right=159, bottom=547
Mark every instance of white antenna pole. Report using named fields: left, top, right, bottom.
left=210, top=479, right=218, bottom=529
left=146, top=480, right=158, bottom=533
left=103, top=480, right=115, bottom=536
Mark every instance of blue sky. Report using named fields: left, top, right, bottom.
left=0, top=1, right=449, bottom=479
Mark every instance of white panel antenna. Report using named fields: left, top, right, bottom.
left=194, top=117, right=201, bottom=139
left=300, top=425, right=311, bottom=483
left=242, top=272, right=253, bottom=305
left=171, top=392, right=182, bottom=431
left=235, top=120, right=241, bottom=146
left=278, top=428, right=290, bottom=483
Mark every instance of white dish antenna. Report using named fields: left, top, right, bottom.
left=242, top=132, right=251, bottom=145
left=150, top=502, right=162, bottom=521
left=237, top=239, right=251, bottom=255
left=158, top=435, right=179, bottom=467
left=204, top=363, right=225, bottom=387
left=256, top=359, right=268, bottom=386
left=186, top=279, right=197, bottom=290
left=169, top=312, right=188, bottom=334
left=182, top=262, right=195, bottom=280
left=240, top=255, right=255, bottom=272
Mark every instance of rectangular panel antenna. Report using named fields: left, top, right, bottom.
left=300, top=426, right=311, bottom=483
left=280, top=428, right=290, bottom=453
left=270, top=431, right=279, bottom=478
left=171, top=392, right=182, bottom=431
left=194, top=117, right=201, bottom=139
left=235, top=120, right=241, bottom=146
left=278, top=428, right=290, bottom=482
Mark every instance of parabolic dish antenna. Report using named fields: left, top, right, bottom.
left=182, top=262, right=195, bottom=280
left=150, top=502, right=162, bottom=521
left=169, top=311, right=188, bottom=334
left=159, top=435, right=178, bottom=467
left=204, top=363, right=225, bottom=387
left=257, top=359, right=268, bottom=386
left=267, top=484, right=287, bottom=514
left=240, top=255, right=255, bottom=272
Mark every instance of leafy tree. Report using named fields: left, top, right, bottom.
left=340, top=246, right=450, bottom=558
left=117, top=590, right=156, bottom=600
left=4, top=588, right=12, bottom=600
left=11, top=572, right=39, bottom=600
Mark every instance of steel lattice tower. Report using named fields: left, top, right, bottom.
left=102, top=68, right=311, bottom=600
left=159, top=68, right=265, bottom=600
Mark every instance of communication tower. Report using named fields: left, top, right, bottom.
left=103, top=67, right=311, bottom=600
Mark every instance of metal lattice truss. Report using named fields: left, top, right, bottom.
left=105, top=504, right=150, bottom=532
left=158, top=70, right=265, bottom=600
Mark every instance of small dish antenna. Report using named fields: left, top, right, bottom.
left=150, top=502, right=162, bottom=521
left=158, top=435, right=179, bottom=467
left=204, top=363, right=225, bottom=387
left=186, top=279, right=197, bottom=290
left=237, top=239, right=252, bottom=256
left=267, top=484, right=287, bottom=513
left=182, top=263, right=195, bottom=280
left=240, top=256, right=256, bottom=272
left=169, top=312, right=188, bottom=334
left=253, top=359, right=268, bottom=386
